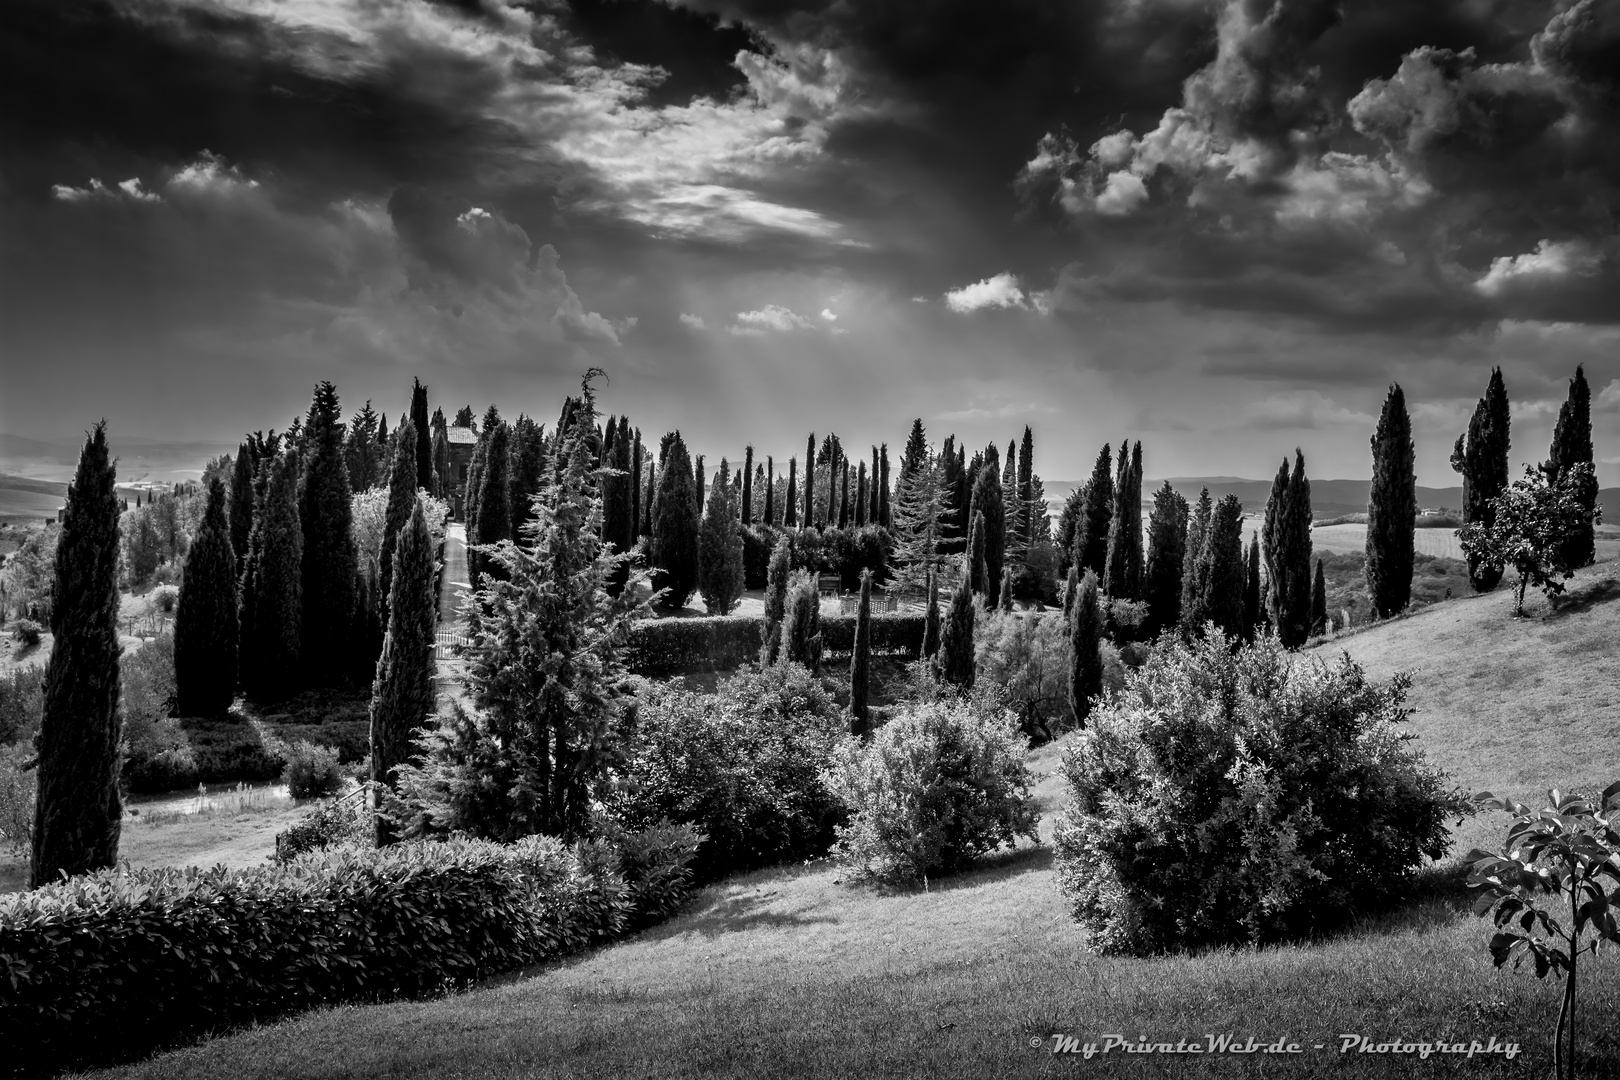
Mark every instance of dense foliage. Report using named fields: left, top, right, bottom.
left=1054, top=633, right=1467, bottom=955
left=1451, top=367, right=1511, bottom=592
left=1262, top=449, right=1313, bottom=647
left=173, top=479, right=238, bottom=717
left=1459, top=463, right=1604, bottom=615
left=1545, top=365, right=1597, bottom=572
left=1366, top=383, right=1416, bottom=619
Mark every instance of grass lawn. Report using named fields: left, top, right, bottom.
left=71, top=565, right=1620, bottom=1079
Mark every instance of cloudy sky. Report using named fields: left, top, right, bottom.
left=2, top=0, right=1617, bottom=485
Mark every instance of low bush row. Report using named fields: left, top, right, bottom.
left=0, top=824, right=702, bottom=1075
left=124, top=718, right=370, bottom=793
left=624, top=613, right=927, bottom=676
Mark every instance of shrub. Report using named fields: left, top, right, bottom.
left=0, top=744, right=35, bottom=857
left=1053, top=632, right=1469, bottom=956
left=0, top=828, right=702, bottom=1074
left=610, top=666, right=847, bottom=881
left=151, top=585, right=179, bottom=614
left=974, top=610, right=1072, bottom=741
left=741, top=525, right=776, bottom=589
left=1103, top=597, right=1148, bottom=642
left=282, top=740, right=344, bottom=799
left=10, top=618, right=42, bottom=648
left=824, top=697, right=1039, bottom=887
left=122, top=633, right=176, bottom=731
left=0, top=665, right=45, bottom=746
left=274, top=791, right=368, bottom=863
left=623, top=613, right=928, bottom=677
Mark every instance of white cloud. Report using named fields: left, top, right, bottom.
left=50, top=177, right=163, bottom=204
left=678, top=312, right=707, bottom=330
left=728, top=304, right=815, bottom=334
left=820, top=308, right=837, bottom=321
left=944, top=272, right=1029, bottom=313
left=1094, top=171, right=1149, bottom=216
left=1242, top=391, right=1376, bottom=430
left=1475, top=240, right=1603, bottom=296
left=168, top=152, right=259, bottom=197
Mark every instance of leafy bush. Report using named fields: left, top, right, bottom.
left=824, top=697, right=1039, bottom=887
left=0, top=665, right=45, bottom=746
left=0, top=744, right=35, bottom=857
left=282, top=740, right=344, bottom=799
left=151, top=585, right=179, bottom=613
left=274, top=791, right=368, bottom=863
left=1103, top=597, right=1149, bottom=642
left=10, top=618, right=42, bottom=648
left=1053, top=632, right=1468, bottom=956
left=973, top=610, right=1072, bottom=741
left=625, top=613, right=926, bottom=676
left=122, top=633, right=176, bottom=729
left=741, top=525, right=776, bottom=589
left=609, top=665, right=848, bottom=881
left=0, top=828, right=702, bottom=1075
left=1414, top=511, right=1463, bottom=528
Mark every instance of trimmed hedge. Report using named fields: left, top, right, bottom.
left=625, top=613, right=926, bottom=676
left=0, top=825, right=702, bottom=1074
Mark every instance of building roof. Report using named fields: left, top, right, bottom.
left=446, top=426, right=477, bottom=445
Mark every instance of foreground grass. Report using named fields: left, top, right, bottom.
left=76, top=568, right=1620, bottom=1079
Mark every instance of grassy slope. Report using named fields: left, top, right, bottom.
left=80, top=568, right=1620, bottom=1080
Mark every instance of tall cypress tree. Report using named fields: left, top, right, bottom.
left=803, top=434, right=816, bottom=529
left=1311, top=558, right=1327, bottom=636
left=241, top=452, right=302, bottom=703
left=346, top=401, right=381, bottom=494
left=30, top=422, right=123, bottom=888
left=921, top=570, right=941, bottom=660
left=1243, top=535, right=1261, bottom=643
left=1366, top=384, right=1416, bottom=619
left=410, top=377, right=432, bottom=499
left=1143, top=481, right=1187, bottom=638
left=174, top=478, right=238, bottom=717
left=370, top=499, right=438, bottom=847
left=1068, top=569, right=1103, bottom=727
left=900, top=419, right=929, bottom=491
left=379, top=418, right=419, bottom=617
left=1194, top=494, right=1246, bottom=640
left=1451, top=367, right=1510, bottom=592
left=1057, top=485, right=1085, bottom=578
left=1017, top=426, right=1037, bottom=552
left=431, top=406, right=450, bottom=500
left=1078, top=444, right=1114, bottom=577
left=694, top=454, right=706, bottom=518
left=968, top=444, right=1005, bottom=603
left=229, top=441, right=255, bottom=563
left=1180, top=487, right=1212, bottom=631
left=1547, top=365, right=1596, bottom=569
left=878, top=443, right=892, bottom=528
left=849, top=569, right=872, bottom=736
left=631, top=431, right=644, bottom=541
left=784, top=457, right=798, bottom=528
left=780, top=569, right=823, bottom=673
left=869, top=446, right=881, bottom=525
left=760, top=536, right=791, bottom=665
left=967, top=508, right=989, bottom=597
left=699, top=456, right=745, bottom=615
left=651, top=431, right=701, bottom=607
left=838, top=463, right=851, bottom=528
left=764, top=455, right=776, bottom=527
left=938, top=569, right=976, bottom=691
left=508, top=414, right=546, bottom=538
left=855, top=461, right=868, bottom=527
left=470, top=421, right=512, bottom=584
left=299, top=382, right=358, bottom=689
left=1263, top=449, right=1314, bottom=647
left=741, top=445, right=754, bottom=527
left=1104, top=440, right=1143, bottom=599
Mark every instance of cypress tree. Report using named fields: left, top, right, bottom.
left=940, top=437, right=967, bottom=554
left=174, top=478, right=238, bottom=717
left=1547, top=365, right=1596, bottom=569
left=967, top=508, right=989, bottom=597
left=1142, top=482, right=1187, bottom=638
left=299, top=382, right=358, bottom=689
left=431, top=407, right=450, bottom=500
left=938, top=569, right=976, bottom=691
left=850, top=569, right=872, bottom=736
left=379, top=417, right=419, bottom=615
left=803, top=434, right=815, bottom=529
left=878, top=443, right=892, bottom=528
left=642, top=445, right=656, bottom=539
left=1243, top=535, right=1261, bottom=643
left=1078, top=444, right=1114, bottom=577
left=651, top=432, right=701, bottom=607
left=699, top=456, right=745, bottom=615
left=1366, top=384, right=1416, bottom=619
left=1068, top=569, right=1103, bottom=727
left=741, top=446, right=754, bottom=527
left=410, top=377, right=432, bottom=500
left=470, top=421, right=512, bottom=584
left=241, top=452, right=302, bottom=703
left=508, top=414, right=546, bottom=538
left=1017, top=426, right=1037, bottom=552
left=921, top=570, right=941, bottom=659
left=764, top=455, right=776, bottom=527
left=631, top=432, right=644, bottom=541
left=1056, top=485, right=1085, bottom=578
left=30, top=422, right=123, bottom=887
left=229, top=442, right=255, bottom=563
left=838, top=463, right=851, bottom=528
left=869, top=446, right=881, bottom=524
left=1192, top=495, right=1246, bottom=640
left=1451, top=367, right=1511, bottom=592
left=370, top=499, right=438, bottom=847
left=780, top=569, right=823, bottom=673
left=760, top=536, right=791, bottom=665
left=694, top=454, right=706, bottom=517
left=346, top=401, right=381, bottom=494
left=1180, top=489, right=1213, bottom=633
left=785, top=457, right=798, bottom=527
left=997, top=565, right=1014, bottom=612
left=968, top=445, right=1005, bottom=603
left=1104, top=440, right=1143, bottom=599
left=1262, top=449, right=1314, bottom=647
left=1311, top=558, right=1327, bottom=636
left=855, top=461, right=868, bottom=527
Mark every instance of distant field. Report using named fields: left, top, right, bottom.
left=0, top=475, right=66, bottom=521
left=1312, top=522, right=1620, bottom=562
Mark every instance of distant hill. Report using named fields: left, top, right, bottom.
left=0, top=433, right=236, bottom=484
left=0, top=474, right=68, bottom=521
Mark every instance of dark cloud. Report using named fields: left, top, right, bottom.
left=562, top=0, right=761, bottom=107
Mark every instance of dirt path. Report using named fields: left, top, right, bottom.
left=439, top=522, right=468, bottom=624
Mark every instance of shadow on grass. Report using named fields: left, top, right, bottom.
left=925, top=843, right=1053, bottom=894
left=1544, top=575, right=1620, bottom=619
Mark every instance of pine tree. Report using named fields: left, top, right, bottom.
left=370, top=499, right=438, bottom=846
left=938, top=437, right=966, bottom=554
left=1262, top=449, right=1314, bottom=647
left=379, top=418, right=419, bottom=616
left=1311, top=558, right=1327, bottom=636
left=1104, top=440, right=1143, bottom=599
left=803, top=434, right=816, bottom=529
left=30, top=422, right=123, bottom=887
left=229, top=441, right=255, bottom=563
left=699, top=456, right=745, bottom=615
left=921, top=570, right=941, bottom=660
left=1366, top=384, right=1416, bottom=619
left=1078, top=444, right=1113, bottom=577
left=893, top=454, right=948, bottom=586
left=241, top=452, right=302, bottom=703
left=741, top=446, right=754, bottom=527
left=651, top=431, right=701, bottom=607
left=850, top=569, right=872, bottom=736
left=938, top=569, right=975, bottom=691
left=346, top=400, right=382, bottom=493
left=1068, top=569, right=1103, bottom=726
left=454, top=405, right=476, bottom=430
left=1142, top=481, right=1187, bottom=638
left=1546, top=365, right=1596, bottom=569
left=410, top=378, right=432, bottom=500
left=785, top=457, right=798, bottom=528
left=760, top=536, right=791, bottom=665
left=1243, top=535, right=1261, bottom=643
left=174, top=478, right=238, bottom=717
left=900, top=419, right=929, bottom=492
left=299, top=382, right=358, bottom=689
left=1451, top=367, right=1511, bottom=592
left=967, top=508, right=989, bottom=597
left=780, top=569, right=823, bottom=673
